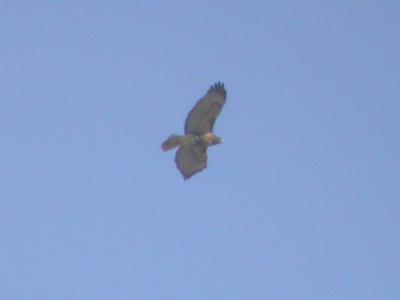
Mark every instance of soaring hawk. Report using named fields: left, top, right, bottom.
left=162, top=82, right=227, bottom=180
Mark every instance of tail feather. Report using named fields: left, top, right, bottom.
left=161, top=135, right=182, bottom=151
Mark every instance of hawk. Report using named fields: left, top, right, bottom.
left=162, top=82, right=227, bottom=180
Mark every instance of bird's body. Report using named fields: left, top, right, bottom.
left=162, top=133, right=221, bottom=151
left=162, top=82, right=227, bottom=180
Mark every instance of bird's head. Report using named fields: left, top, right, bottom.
left=212, top=136, right=223, bottom=145
left=202, top=133, right=223, bottom=146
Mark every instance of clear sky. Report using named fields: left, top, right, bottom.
left=1, top=1, right=399, bottom=299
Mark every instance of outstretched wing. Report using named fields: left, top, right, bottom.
left=175, top=142, right=208, bottom=180
left=184, top=82, right=227, bottom=135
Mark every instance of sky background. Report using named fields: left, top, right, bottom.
left=1, top=1, right=399, bottom=299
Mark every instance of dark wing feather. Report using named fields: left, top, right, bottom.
left=175, top=142, right=208, bottom=180
left=184, top=82, right=227, bottom=135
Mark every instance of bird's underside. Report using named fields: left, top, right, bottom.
left=161, top=82, right=227, bottom=180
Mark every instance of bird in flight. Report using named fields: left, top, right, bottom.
left=162, top=82, right=227, bottom=180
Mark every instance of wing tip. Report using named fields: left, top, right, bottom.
left=180, top=170, right=202, bottom=181
left=208, top=81, right=227, bottom=99
left=177, top=167, right=203, bottom=181
left=175, top=163, right=207, bottom=181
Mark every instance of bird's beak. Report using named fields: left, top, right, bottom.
left=220, top=140, right=224, bottom=144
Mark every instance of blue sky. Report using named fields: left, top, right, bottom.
left=1, top=1, right=399, bottom=299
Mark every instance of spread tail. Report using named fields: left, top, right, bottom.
left=161, top=134, right=183, bottom=151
